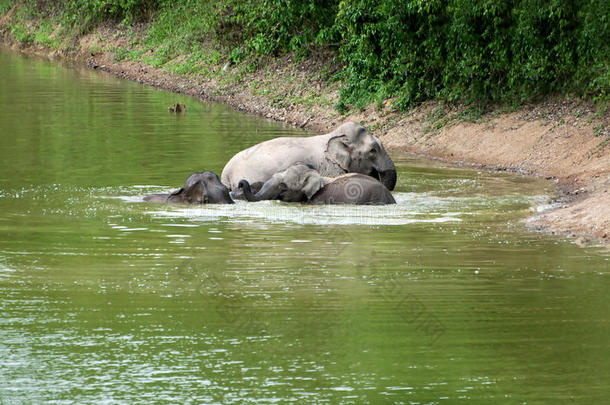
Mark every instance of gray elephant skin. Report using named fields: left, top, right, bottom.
left=144, top=171, right=234, bottom=204
left=221, top=122, right=397, bottom=192
left=238, top=164, right=396, bottom=205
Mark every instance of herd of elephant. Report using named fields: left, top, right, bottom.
left=144, top=122, right=398, bottom=205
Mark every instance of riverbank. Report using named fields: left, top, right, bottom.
left=1, top=14, right=608, bottom=245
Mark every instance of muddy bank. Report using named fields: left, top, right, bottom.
left=1, top=22, right=608, bottom=245
left=379, top=104, right=609, bottom=244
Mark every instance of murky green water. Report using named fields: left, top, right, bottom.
left=1, top=48, right=609, bottom=404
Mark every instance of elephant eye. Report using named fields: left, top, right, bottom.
left=370, top=147, right=377, bottom=154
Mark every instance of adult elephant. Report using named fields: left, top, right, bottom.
left=221, top=122, right=397, bottom=193
left=144, top=171, right=234, bottom=204
left=237, top=164, right=396, bottom=205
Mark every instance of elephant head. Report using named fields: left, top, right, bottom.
left=166, top=179, right=207, bottom=204
left=324, top=122, right=396, bottom=191
left=238, top=163, right=328, bottom=202
left=144, top=171, right=234, bottom=204
left=195, top=171, right=234, bottom=204
left=221, top=122, right=397, bottom=191
left=238, top=163, right=396, bottom=205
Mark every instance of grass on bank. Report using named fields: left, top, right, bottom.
left=1, top=0, right=608, bottom=120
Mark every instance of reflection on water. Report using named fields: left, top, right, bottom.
left=1, top=47, right=609, bottom=404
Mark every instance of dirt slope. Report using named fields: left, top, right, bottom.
left=379, top=105, right=609, bottom=243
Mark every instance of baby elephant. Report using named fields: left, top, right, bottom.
left=144, top=171, right=234, bottom=204
left=238, top=163, right=395, bottom=205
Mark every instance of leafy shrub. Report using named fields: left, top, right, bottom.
left=335, top=0, right=609, bottom=109
left=8, top=22, right=33, bottom=45
left=0, top=0, right=14, bottom=13
left=224, top=0, right=340, bottom=56
left=5, top=0, right=608, bottom=109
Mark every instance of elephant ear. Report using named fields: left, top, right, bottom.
left=326, top=134, right=352, bottom=171
left=301, top=172, right=326, bottom=200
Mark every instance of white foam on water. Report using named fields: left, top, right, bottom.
left=104, top=186, right=551, bottom=227
left=144, top=193, right=464, bottom=226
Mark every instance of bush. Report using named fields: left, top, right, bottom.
left=225, top=0, right=340, bottom=56
left=335, top=0, right=609, bottom=109
left=65, top=0, right=158, bottom=22
left=5, top=0, right=608, bottom=109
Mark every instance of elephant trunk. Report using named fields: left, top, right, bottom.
left=379, top=169, right=397, bottom=191
left=253, top=177, right=283, bottom=201
left=375, top=151, right=397, bottom=191
left=208, top=186, right=235, bottom=204
left=238, top=180, right=261, bottom=202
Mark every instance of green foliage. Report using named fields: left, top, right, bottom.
left=5, top=0, right=608, bottom=111
left=0, top=0, right=14, bottom=13
left=111, top=46, right=129, bottom=61
left=336, top=0, right=609, bottom=110
left=8, top=22, right=33, bottom=45
left=139, top=0, right=219, bottom=67
left=224, top=0, right=340, bottom=56
left=63, top=0, right=158, bottom=24
left=33, top=20, right=60, bottom=48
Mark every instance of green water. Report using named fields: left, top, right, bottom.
left=1, top=48, right=609, bottom=404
